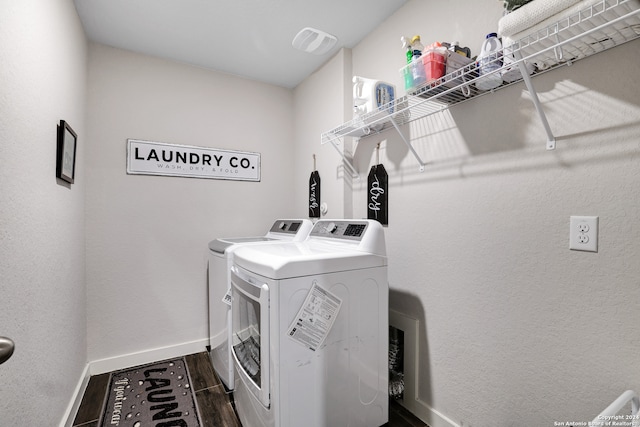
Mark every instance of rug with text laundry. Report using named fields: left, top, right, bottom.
left=99, top=357, right=202, bottom=427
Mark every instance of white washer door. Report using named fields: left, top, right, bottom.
left=231, top=266, right=271, bottom=408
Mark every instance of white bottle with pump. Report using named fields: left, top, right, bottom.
left=476, top=32, right=503, bottom=91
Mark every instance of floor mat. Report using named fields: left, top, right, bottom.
left=99, top=357, right=202, bottom=427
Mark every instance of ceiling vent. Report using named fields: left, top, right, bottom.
left=292, top=27, right=337, bottom=55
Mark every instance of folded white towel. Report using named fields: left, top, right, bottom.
left=498, top=0, right=582, bottom=37
left=503, top=0, right=640, bottom=69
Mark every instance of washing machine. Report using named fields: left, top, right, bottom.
left=230, top=219, right=389, bottom=427
left=208, top=219, right=313, bottom=390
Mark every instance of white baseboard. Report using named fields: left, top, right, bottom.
left=89, top=337, right=209, bottom=375
left=405, top=397, right=460, bottom=427
left=60, top=337, right=209, bottom=427
left=59, top=363, right=91, bottom=427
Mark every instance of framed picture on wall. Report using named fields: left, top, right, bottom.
left=56, top=120, right=77, bottom=184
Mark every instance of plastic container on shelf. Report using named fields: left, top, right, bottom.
left=422, top=42, right=447, bottom=83
left=400, top=39, right=450, bottom=93
left=399, top=62, right=422, bottom=93
left=400, top=36, right=414, bottom=91
left=409, top=57, right=426, bottom=88
left=443, top=50, right=476, bottom=100
left=422, top=51, right=446, bottom=82
left=475, top=32, right=503, bottom=91
left=401, top=66, right=412, bottom=92
left=444, top=51, right=474, bottom=85
left=448, top=41, right=472, bottom=58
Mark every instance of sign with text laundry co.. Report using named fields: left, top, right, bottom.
left=126, top=139, right=261, bottom=181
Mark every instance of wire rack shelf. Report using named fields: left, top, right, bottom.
left=320, top=0, right=640, bottom=177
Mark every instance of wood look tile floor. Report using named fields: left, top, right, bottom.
left=72, top=351, right=427, bottom=427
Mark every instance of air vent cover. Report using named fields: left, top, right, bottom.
left=292, top=27, right=337, bottom=55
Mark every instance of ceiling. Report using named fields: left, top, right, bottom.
left=73, top=0, right=408, bottom=88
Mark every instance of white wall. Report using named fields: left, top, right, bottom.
left=85, top=44, right=297, bottom=364
left=2, top=1, right=638, bottom=425
left=340, top=0, right=640, bottom=425
left=0, top=0, right=88, bottom=425
left=293, top=49, right=353, bottom=219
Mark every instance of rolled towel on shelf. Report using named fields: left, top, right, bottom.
left=500, top=0, right=640, bottom=70
left=498, top=0, right=583, bottom=37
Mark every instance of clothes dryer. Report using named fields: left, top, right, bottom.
left=230, top=219, right=388, bottom=427
left=208, top=219, right=312, bottom=389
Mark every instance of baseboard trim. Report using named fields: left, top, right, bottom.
left=89, top=337, right=209, bottom=375
left=406, top=397, right=460, bottom=427
left=389, top=309, right=459, bottom=427
left=61, top=338, right=209, bottom=427
left=59, top=363, right=91, bottom=427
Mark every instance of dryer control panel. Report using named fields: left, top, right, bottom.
left=310, top=220, right=369, bottom=241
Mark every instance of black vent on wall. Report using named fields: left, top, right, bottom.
left=389, top=325, right=405, bottom=400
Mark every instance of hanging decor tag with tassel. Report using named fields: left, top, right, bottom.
left=368, top=145, right=388, bottom=225
left=309, top=155, right=321, bottom=218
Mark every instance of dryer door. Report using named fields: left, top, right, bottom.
left=231, top=266, right=270, bottom=408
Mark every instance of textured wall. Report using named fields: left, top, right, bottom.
left=345, top=0, right=640, bottom=425
left=292, top=49, right=353, bottom=220
left=85, top=44, right=297, bottom=362
left=0, top=0, right=88, bottom=425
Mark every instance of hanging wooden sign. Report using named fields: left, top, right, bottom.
left=127, top=139, right=260, bottom=181
left=309, top=170, right=321, bottom=218
left=367, top=164, right=388, bottom=225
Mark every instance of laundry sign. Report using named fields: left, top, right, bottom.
left=127, top=139, right=261, bottom=181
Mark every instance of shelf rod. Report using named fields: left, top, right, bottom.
left=388, top=114, right=426, bottom=172
left=325, top=133, right=359, bottom=178
left=514, top=49, right=556, bottom=150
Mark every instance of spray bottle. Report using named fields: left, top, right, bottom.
left=401, top=36, right=413, bottom=90
left=401, top=36, right=413, bottom=64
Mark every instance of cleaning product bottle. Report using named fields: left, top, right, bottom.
left=352, top=76, right=396, bottom=118
left=400, top=36, right=414, bottom=90
left=476, top=32, right=503, bottom=91
left=411, top=35, right=424, bottom=59
left=401, top=36, right=413, bottom=64
left=449, top=41, right=471, bottom=58
left=409, top=35, right=426, bottom=87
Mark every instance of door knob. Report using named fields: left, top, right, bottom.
left=0, top=337, right=15, bottom=364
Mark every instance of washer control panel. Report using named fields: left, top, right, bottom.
left=268, top=220, right=303, bottom=234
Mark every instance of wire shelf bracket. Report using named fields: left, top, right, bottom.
left=514, top=49, right=557, bottom=150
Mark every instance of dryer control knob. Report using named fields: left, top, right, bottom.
left=278, top=222, right=287, bottom=230
left=325, top=222, right=338, bottom=234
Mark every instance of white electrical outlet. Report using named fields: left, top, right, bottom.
left=569, top=216, right=598, bottom=252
